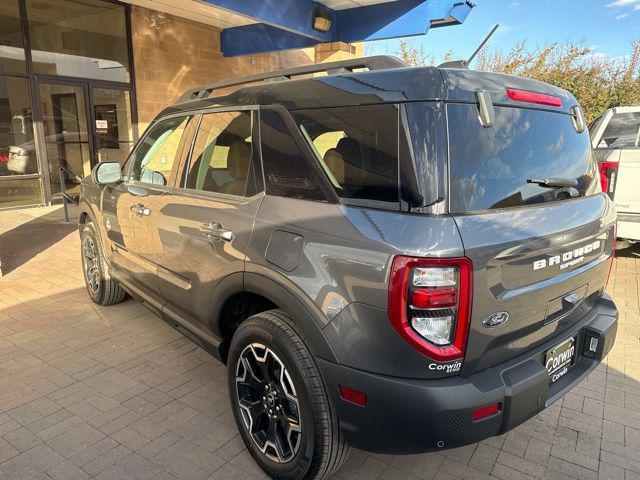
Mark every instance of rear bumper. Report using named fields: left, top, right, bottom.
left=318, top=294, right=618, bottom=454
left=617, top=214, right=640, bottom=241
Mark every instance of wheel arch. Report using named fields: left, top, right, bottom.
left=215, top=272, right=338, bottom=364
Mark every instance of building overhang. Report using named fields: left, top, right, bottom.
left=125, top=0, right=474, bottom=57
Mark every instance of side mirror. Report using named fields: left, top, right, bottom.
left=93, top=161, right=122, bottom=185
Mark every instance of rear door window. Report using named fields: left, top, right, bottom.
left=448, top=104, right=597, bottom=213
left=183, top=110, right=256, bottom=197
left=293, top=105, right=399, bottom=210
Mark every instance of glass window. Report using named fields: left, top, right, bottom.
left=293, top=105, right=400, bottom=209
left=260, top=109, right=328, bottom=202
left=26, top=0, right=131, bottom=82
left=0, top=76, right=35, bottom=177
left=597, top=112, right=640, bottom=149
left=448, top=104, right=598, bottom=213
left=0, top=177, right=42, bottom=208
left=0, top=1, right=26, bottom=73
left=93, top=88, right=135, bottom=166
left=184, top=111, right=254, bottom=197
left=129, top=116, right=190, bottom=186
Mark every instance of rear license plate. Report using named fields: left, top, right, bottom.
left=545, top=336, right=576, bottom=383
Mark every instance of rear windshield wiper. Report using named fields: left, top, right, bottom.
left=527, top=177, right=578, bottom=188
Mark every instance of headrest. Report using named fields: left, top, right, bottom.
left=227, top=141, right=251, bottom=179
left=323, top=148, right=345, bottom=184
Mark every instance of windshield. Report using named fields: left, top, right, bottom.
left=448, top=104, right=598, bottom=213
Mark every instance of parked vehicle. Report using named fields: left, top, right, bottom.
left=78, top=56, right=618, bottom=480
left=590, top=106, right=640, bottom=243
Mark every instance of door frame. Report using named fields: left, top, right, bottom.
left=33, top=74, right=138, bottom=203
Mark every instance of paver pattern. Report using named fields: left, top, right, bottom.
left=0, top=205, right=638, bottom=480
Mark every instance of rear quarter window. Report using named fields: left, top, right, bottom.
left=448, top=104, right=598, bottom=213
left=293, top=105, right=400, bottom=210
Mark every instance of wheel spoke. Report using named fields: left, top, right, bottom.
left=239, top=398, right=265, bottom=435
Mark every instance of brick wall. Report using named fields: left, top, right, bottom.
left=131, top=6, right=363, bottom=129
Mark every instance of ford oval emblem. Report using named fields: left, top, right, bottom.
left=483, top=311, right=510, bottom=328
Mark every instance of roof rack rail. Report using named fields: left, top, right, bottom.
left=176, top=55, right=407, bottom=103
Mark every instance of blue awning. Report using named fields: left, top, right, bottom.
left=201, top=0, right=475, bottom=57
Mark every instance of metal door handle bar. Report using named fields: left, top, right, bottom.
left=130, top=204, right=151, bottom=216
left=199, top=222, right=234, bottom=242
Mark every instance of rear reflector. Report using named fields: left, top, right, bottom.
left=339, top=385, right=367, bottom=407
left=506, top=88, right=563, bottom=108
left=472, top=402, right=502, bottom=421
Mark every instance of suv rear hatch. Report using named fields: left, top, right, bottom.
left=440, top=70, right=617, bottom=375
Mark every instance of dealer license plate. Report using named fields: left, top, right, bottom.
left=545, top=336, right=576, bottom=384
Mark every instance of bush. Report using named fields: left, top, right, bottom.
left=395, top=38, right=640, bottom=123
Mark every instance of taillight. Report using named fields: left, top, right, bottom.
left=506, top=88, right=563, bottom=108
left=598, top=161, right=618, bottom=198
left=388, top=257, right=473, bottom=362
left=606, top=225, right=617, bottom=289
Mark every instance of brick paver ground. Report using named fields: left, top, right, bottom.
left=0, top=205, right=639, bottom=480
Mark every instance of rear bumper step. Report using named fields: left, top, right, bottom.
left=318, top=294, right=617, bottom=454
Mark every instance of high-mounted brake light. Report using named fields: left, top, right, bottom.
left=506, top=88, right=563, bottom=108
left=388, top=257, right=473, bottom=362
left=598, top=161, right=619, bottom=197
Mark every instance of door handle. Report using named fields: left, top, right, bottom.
left=130, top=203, right=151, bottom=217
left=199, top=222, right=234, bottom=242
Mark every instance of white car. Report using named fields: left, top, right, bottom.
left=590, top=106, right=640, bottom=242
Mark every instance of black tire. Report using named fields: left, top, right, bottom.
left=80, top=222, right=126, bottom=306
left=228, top=310, right=349, bottom=480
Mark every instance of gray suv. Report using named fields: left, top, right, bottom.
left=78, top=56, right=618, bottom=480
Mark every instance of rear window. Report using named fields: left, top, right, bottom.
left=292, top=105, right=399, bottom=210
left=448, top=104, right=597, bottom=213
left=597, top=112, right=640, bottom=149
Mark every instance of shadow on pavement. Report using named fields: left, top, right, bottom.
left=0, top=207, right=77, bottom=276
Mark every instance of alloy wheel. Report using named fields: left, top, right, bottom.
left=82, top=235, right=100, bottom=294
left=235, top=343, right=302, bottom=463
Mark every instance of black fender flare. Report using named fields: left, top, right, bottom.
left=244, top=272, right=339, bottom=363
left=210, top=269, right=339, bottom=364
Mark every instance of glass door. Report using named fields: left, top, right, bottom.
left=39, top=81, right=92, bottom=198
left=91, top=87, right=136, bottom=166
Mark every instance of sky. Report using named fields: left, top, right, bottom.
left=365, top=0, right=640, bottom=65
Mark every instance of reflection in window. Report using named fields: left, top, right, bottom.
left=293, top=105, right=400, bottom=209
left=0, top=0, right=26, bottom=73
left=0, top=178, right=42, bottom=208
left=184, top=111, right=253, bottom=197
left=0, top=77, right=35, bottom=177
left=26, top=0, right=130, bottom=82
left=129, top=116, right=190, bottom=186
left=597, top=112, right=640, bottom=149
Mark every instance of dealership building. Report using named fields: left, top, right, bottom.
left=0, top=0, right=472, bottom=209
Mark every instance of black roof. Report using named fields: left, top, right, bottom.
left=159, top=55, right=577, bottom=118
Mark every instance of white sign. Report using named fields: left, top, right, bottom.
left=96, top=120, right=108, bottom=129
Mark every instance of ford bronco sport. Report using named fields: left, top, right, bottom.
left=78, top=56, right=618, bottom=480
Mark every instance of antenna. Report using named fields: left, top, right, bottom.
left=438, top=24, right=499, bottom=69
left=466, top=24, right=499, bottom=66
